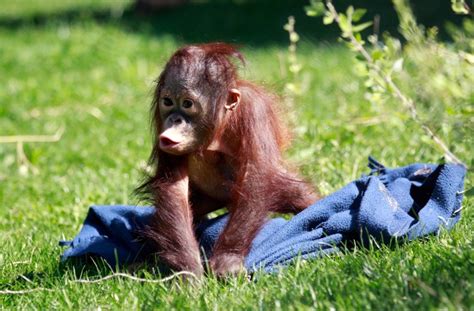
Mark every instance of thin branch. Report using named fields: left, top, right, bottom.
left=0, top=126, right=64, bottom=144
left=72, top=271, right=198, bottom=284
left=326, top=1, right=466, bottom=167
left=0, top=288, right=54, bottom=295
left=0, top=127, right=65, bottom=174
left=0, top=271, right=198, bottom=295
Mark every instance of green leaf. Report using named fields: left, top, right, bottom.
left=352, top=21, right=373, bottom=33
left=371, top=49, right=384, bottom=61
left=306, top=8, right=318, bottom=17
left=323, top=12, right=334, bottom=25
left=352, top=8, right=367, bottom=22
left=346, top=6, right=354, bottom=19
left=338, top=14, right=351, bottom=33
left=354, top=32, right=365, bottom=44
left=465, top=187, right=474, bottom=197
left=451, top=0, right=469, bottom=14
left=346, top=41, right=358, bottom=51
left=305, top=1, right=326, bottom=17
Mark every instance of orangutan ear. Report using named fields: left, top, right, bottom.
left=224, top=88, right=241, bottom=111
left=207, top=88, right=240, bottom=154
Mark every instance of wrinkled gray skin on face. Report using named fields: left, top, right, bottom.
left=158, top=56, right=216, bottom=156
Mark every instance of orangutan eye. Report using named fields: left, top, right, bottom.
left=182, top=99, right=194, bottom=109
left=162, top=98, right=173, bottom=107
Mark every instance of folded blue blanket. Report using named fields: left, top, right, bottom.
left=60, top=157, right=466, bottom=272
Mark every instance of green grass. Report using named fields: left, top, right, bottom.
left=0, top=1, right=472, bottom=309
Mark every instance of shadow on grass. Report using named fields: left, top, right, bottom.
left=0, top=0, right=464, bottom=46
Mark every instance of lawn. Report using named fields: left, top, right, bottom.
left=0, top=0, right=472, bottom=309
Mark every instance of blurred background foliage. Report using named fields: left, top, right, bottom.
left=0, top=0, right=468, bottom=44
left=305, top=0, right=473, bottom=166
left=0, top=1, right=472, bottom=308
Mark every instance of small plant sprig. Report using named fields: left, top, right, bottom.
left=283, top=16, right=303, bottom=107
left=305, top=0, right=467, bottom=167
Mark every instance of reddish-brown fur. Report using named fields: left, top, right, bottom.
left=137, top=43, right=317, bottom=276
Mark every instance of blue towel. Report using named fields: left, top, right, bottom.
left=60, top=157, right=466, bottom=272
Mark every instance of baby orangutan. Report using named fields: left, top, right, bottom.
left=137, top=43, right=317, bottom=277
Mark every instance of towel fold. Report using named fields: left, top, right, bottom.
left=60, top=157, right=466, bottom=272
